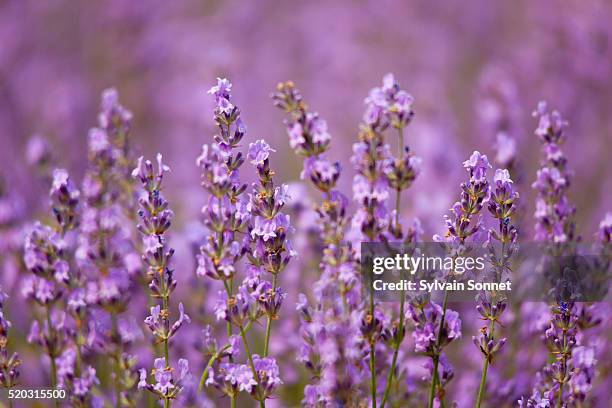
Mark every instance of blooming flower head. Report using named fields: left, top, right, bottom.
left=248, top=139, right=276, bottom=166
left=463, top=151, right=492, bottom=183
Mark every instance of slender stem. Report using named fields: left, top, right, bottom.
left=557, top=329, right=567, bottom=408
left=75, top=317, right=82, bottom=377
left=428, top=290, right=449, bottom=408
left=394, top=126, right=404, bottom=231
left=476, top=240, right=506, bottom=407
left=111, top=312, right=122, bottom=408
left=239, top=325, right=265, bottom=408
left=163, top=297, right=170, bottom=366
left=198, top=344, right=231, bottom=391
left=381, top=126, right=407, bottom=408
left=158, top=263, right=171, bottom=408
left=222, top=284, right=265, bottom=408
left=368, top=275, right=377, bottom=408
left=45, top=307, right=60, bottom=408
left=369, top=342, right=377, bottom=408
left=380, top=290, right=405, bottom=408
left=263, top=274, right=278, bottom=357
left=231, top=396, right=237, bottom=408
left=44, top=306, right=58, bottom=389
left=475, top=319, right=495, bottom=408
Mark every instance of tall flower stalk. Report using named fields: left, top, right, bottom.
left=23, top=168, right=81, bottom=407
left=198, top=79, right=285, bottom=408
left=428, top=151, right=491, bottom=407
left=273, top=82, right=365, bottom=406
left=0, top=288, right=20, bottom=408
left=246, top=139, right=293, bottom=357
left=473, top=168, right=517, bottom=407
left=520, top=102, right=589, bottom=407
left=76, top=89, right=141, bottom=407
left=134, top=154, right=190, bottom=408
left=371, top=74, right=420, bottom=408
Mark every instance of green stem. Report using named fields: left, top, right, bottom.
left=239, top=325, right=265, bottom=408
left=75, top=317, right=82, bottom=377
left=475, top=320, right=495, bottom=408
left=263, top=274, right=278, bottom=357
left=394, top=126, right=404, bottom=231
left=198, top=345, right=230, bottom=391
left=223, top=284, right=265, bottom=408
left=111, top=312, right=122, bottom=408
left=45, top=307, right=60, bottom=408
left=45, top=307, right=58, bottom=389
left=380, top=290, right=405, bottom=408
left=163, top=299, right=170, bottom=367
left=557, top=329, right=567, bottom=408
left=428, top=290, right=449, bottom=408
left=381, top=126, right=407, bottom=408
left=159, top=263, right=171, bottom=408
left=476, top=239, right=506, bottom=407
left=369, top=276, right=377, bottom=408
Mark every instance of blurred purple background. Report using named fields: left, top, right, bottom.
left=2, top=0, right=610, bottom=235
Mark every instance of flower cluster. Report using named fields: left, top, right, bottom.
left=472, top=167, right=519, bottom=406
left=531, top=102, right=575, bottom=243
left=520, top=103, right=603, bottom=407
left=134, top=154, right=191, bottom=405
left=434, top=151, right=491, bottom=245
left=4, top=72, right=611, bottom=407
left=139, top=358, right=189, bottom=400
left=0, top=288, right=20, bottom=389
left=408, top=301, right=462, bottom=354
left=23, top=166, right=104, bottom=406
left=274, top=82, right=366, bottom=406
left=362, top=73, right=415, bottom=130
left=198, top=79, right=286, bottom=407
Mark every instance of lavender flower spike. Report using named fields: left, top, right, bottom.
left=0, top=288, right=20, bottom=390
left=274, top=82, right=366, bottom=406
left=199, top=78, right=278, bottom=408
left=522, top=102, right=602, bottom=407
left=426, top=151, right=490, bottom=408
left=134, top=154, right=190, bottom=407
left=23, top=168, right=83, bottom=402
left=474, top=167, right=518, bottom=407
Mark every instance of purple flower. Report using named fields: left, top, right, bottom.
left=248, top=139, right=276, bottom=166
left=252, top=355, right=282, bottom=397
left=26, top=134, right=51, bottom=167
left=207, top=77, right=232, bottom=100
left=138, top=358, right=189, bottom=399
left=598, top=212, right=611, bottom=243
left=463, top=151, right=492, bottom=183
left=0, top=287, right=20, bottom=389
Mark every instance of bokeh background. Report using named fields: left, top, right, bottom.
left=1, top=0, right=610, bottom=406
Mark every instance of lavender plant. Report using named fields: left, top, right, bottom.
left=134, top=154, right=190, bottom=407
left=2, top=67, right=610, bottom=407
left=273, top=82, right=366, bottom=406
left=197, top=79, right=286, bottom=408
left=473, top=169, right=518, bottom=407
left=426, top=151, right=492, bottom=407
left=0, top=287, right=20, bottom=399
left=76, top=89, right=141, bottom=407
left=23, top=168, right=103, bottom=407
left=519, top=102, right=602, bottom=407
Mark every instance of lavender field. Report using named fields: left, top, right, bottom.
left=0, top=1, right=611, bottom=407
